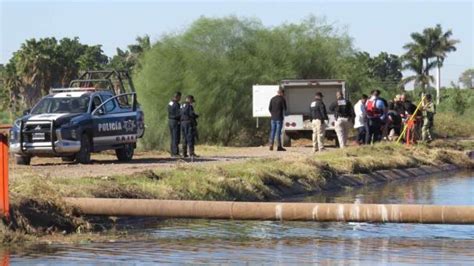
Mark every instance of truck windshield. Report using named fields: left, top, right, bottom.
left=31, top=96, right=90, bottom=114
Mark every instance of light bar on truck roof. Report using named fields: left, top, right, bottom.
left=50, top=87, right=96, bottom=93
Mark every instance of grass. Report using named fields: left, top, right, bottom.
left=3, top=141, right=473, bottom=244
left=10, top=142, right=473, bottom=202
left=434, top=112, right=474, bottom=138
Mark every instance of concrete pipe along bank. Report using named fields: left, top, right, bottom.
left=64, top=198, right=474, bottom=225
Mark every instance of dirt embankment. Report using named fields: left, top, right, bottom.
left=3, top=140, right=474, bottom=244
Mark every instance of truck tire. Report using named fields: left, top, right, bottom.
left=61, top=155, right=75, bottom=162
left=116, top=144, right=134, bottom=162
left=75, top=134, right=91, bottom=164
left=15, top=155, right=31, bottom=165
left=282, top=132, right=291, bottom=147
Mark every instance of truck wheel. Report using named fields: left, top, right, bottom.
left=116, top=144, right=134, bottom=162
left=15, top=155, right=31, bottom=165
left=75, top=134, right=91, bottom=164
left=61, top=155, right=75, bottom=162
left=282, top=132, right=291, bottom=147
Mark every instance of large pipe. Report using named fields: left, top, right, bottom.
left=64, top=198, right=474, bottom=225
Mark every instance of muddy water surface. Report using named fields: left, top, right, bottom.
left=5, top=171, right=474, bottom=264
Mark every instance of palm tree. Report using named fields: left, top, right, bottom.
left=3, top=62, right=25, bottom=117
left=15, top=38, right=58, bottom=106
left=403, top=25, right=458, bottom=103
left=401, top=54, right=435, bottom=90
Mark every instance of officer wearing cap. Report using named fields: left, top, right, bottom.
left=181, top=95, right=199, bottom=157
left=168, top=92, right=182, bottom=157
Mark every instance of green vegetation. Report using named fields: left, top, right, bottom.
left=0, top=36, right=150, bottom=117
left=11, top=143, right=473, bottom=202
left=3, top=142, right=473, bottom=244
left=0, top=16, right=470, bottom=149
left=401, top=24, right=458, bottom=92
left=433, top=89, right=474, bottom=138
left=458, top=68, right=474, bottom=89
left=135, top=16, right=405, bottom=149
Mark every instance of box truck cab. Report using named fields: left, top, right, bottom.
left=252, top=79, right=347, bottom=147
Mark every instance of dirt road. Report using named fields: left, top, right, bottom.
left=10, top=142, right=330, bottom=179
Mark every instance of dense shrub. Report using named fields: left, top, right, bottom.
left=135, top=16, right=357, bottom=150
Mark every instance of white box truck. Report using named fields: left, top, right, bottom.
left=252, top=79, right=347, bottom=146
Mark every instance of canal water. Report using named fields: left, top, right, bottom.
left=5, top=171, right=474, bottom=264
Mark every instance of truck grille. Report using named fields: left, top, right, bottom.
left=22, top=122, right=54, bottom=143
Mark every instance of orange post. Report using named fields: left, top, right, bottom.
left=1, top=251, right=9, bottom=266
left=0, top=125, right=10, bottom=219
left=405, top=119, right=415, bottom=146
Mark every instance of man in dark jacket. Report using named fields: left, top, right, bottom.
left=181, top=95, right=199, bottom=157
left=310, top=92, right=328, bottom=152
left=168, top=92, right=181, bottom=157
left=268, top=89, right=287, bottom=151
left=329, top=91, right=355, bottom=148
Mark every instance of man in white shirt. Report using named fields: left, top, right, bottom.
left=353, top=94, right=368, bottom=145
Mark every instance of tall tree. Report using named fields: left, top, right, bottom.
left=459, top=68, right=474, bottom=89
left=402, top=24, right=458, bottom=101
left=401, top=54, right=435, bottom=90
left=14, top=38, right=58, bottom=106
left=4, top=37, right=109, bottom=109
left=108, top=35, right=151, bottom=71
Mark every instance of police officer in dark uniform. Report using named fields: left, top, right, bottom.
left=329, top=91, right=355, bottom=148
left=181, top=95, right=199, bottom=158
left=168, top=92, right=182, bottom=157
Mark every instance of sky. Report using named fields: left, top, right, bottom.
left=1, top=0, right=473, bottom=87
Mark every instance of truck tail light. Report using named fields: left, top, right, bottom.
left=285, top=122, right=290, bottom=127
left=291, top=122, right=296, bottom=127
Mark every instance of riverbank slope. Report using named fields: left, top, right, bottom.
left=2, top=140, right=473, bottom=244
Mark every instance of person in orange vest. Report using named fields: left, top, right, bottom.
left=365, top=89, right=386, bottom=143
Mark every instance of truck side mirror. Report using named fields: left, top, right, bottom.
left=23, top=109, right=30, bottom=115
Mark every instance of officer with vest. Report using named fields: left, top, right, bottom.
left=421, top=94, right=436, bottom=142
left=329, top=91, right=355, bottom=148
left=310, top=92, right=328, bottom=152
left=181, top=95, right=199, bottom=157
left=168, top=92, right=182, bottom=157
left=365, top=89, right=386, bottom=143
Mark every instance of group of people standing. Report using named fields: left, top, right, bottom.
left=268, top=88, right=436, bottom=153
left=168, top=92, right=199, bottom=158
left=353, top=90, right=436, bottom=145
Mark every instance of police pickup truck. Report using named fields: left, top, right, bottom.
left=9, top=71, right=145, bottom=165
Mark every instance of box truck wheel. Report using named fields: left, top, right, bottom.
left=283, top=132, right=291, bottom=147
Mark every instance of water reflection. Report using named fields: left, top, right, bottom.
left=296, top=171, right=474, bottom=205
left=8, top=238, right=474, bottom=264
